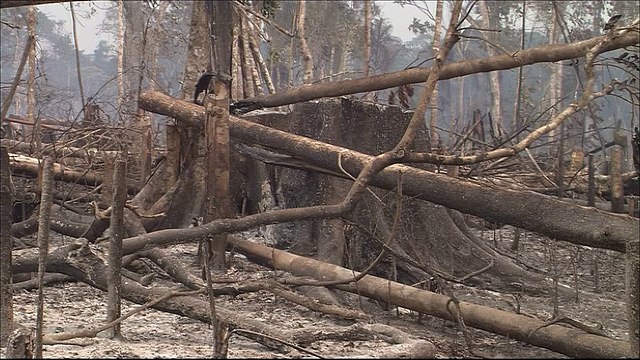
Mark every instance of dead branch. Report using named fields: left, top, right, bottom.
left=8, top=153, right=140, bottom=194
left=230, top=28, right=639, bottom=113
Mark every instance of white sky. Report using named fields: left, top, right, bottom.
left=377, top=0, right=426, bottom=41
left=36, top=0, right=423, bottom=53
left=37, top=1, right=112, bottom=53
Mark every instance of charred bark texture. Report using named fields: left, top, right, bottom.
left=1, top=147, right=13, bottom=347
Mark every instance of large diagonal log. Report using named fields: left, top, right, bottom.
left=8, top=153, right=140, bottom=194
left=231, top=30, right=639, bottom=113
left=139, top=91, right=638, bottom=253
left=227, top=236, right=630, bottom=358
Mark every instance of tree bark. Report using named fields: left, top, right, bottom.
left=628, top=239, right=640, bottom=358
left=106, top=151, right=127, bottom=338
left=34, top=157, right=54, bottom=358
left=116, top=0, right=124, bottom=111
left=363, top=0, right=371, bottom=78
left=478, top=0, right=504, bottom=142
left=26, top=5, right=38, bottom=154
left=0, top=147, right=13, bottom=348
left=297, top=0, right=313, bottom=85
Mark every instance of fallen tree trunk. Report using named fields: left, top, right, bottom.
left=8, top=153, right=140, bottom=194
left=139, top=91, right=639, bottom=253
left=1, top=138, right=122, bottom=160
left=230, top=30, right=639, bottom=113
left=227, top=236, right=630, bottom=358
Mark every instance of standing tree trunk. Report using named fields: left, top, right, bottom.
left=141, top=0, right=211, bottom=231
left=0, top=147, right=13, bottom=348
left=147, top=1, right=169, bottom=93
left=363, top=0, right=371, bottom=78
left=232, top=9, right=243, bottom=100
left=107, top=151, right=127, bottom=338
left=248, top=21, right=275, bottom=94
left=478, top=0, right=504, bottom=143
left=70, top=2, right=86, bottom=119
left=204, top=0, right=234, bottom=272
left=547, top=5, right=563, bottom=155
left=429, top=0, right=443, bottom=149
left=116, top=0, right=125, bottom=116
left=239, top=16, right=256, bottom=98
left=297, top=0, right=313, bottom=85
left=26, top=5, right=38, bottom=154
left=34, top=157, right=53, bottom=358
left=122, top=1, right=146, bottom=125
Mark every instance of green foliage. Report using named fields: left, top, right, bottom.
left=261, top=0, right=280, bottom=19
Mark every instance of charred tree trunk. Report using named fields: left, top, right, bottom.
left=0, top=147, right=13, bottom=348
left=250, top=100, right=565, bottom=295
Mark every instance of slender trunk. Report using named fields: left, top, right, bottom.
left=12, top=17, right=22, bottom=115
left=479, top=0, right=503, bottom=143
left=297, top=0, right=313, bottom=85
left=0, top=147, right=13, bottom=348
left=363, top=0, right=371, bottom=78
left=70, top=2, right=86, bottom=119
left=429, top=0, right=443, bottom=149
left=116, top=0, right=124, bottom=113
left=34, top=157, right=54, bottom=358
left=232, top=12, right=243, bottom=100
left=548, top=8, right=563, bottom=154
left=147, top=1, right=169, bottom=92
left=107, top=151, right=127, bottom=338
left=240, top=17, right=256, bottom=98
left=513, top=0, right=526, bottom=141
left=27, top=5, right=38, bottom=153
left=248, top=22, right=275, bottom=94
left=288, top=9, right=296, bottom=87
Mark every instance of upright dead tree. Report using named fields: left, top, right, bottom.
left=202, top=5, right=234, bottom=355
left=363, top=0, right=371, bottom=78
left=70, top=2, right=86, bottom=119
left=26, top=5, right=38, bottom=154
left=0, top=147, right=13, bottom=348
left=297, top=0, right=313, bottom=85
left=203, top=0, right=234, bottom=272
left=107, top=151, right=127, bottom=338
left=474, top=0, right=505, bottom=143
left=34, top=157, right=53, bottom=358
left=429, top=0, right=443, bottom=149
left=116, top=0, right=124, bottom=111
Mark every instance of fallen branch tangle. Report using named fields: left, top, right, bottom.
left=12, top=236, right=630, bottom=358
left=9, top=7, right=639, bottom=360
